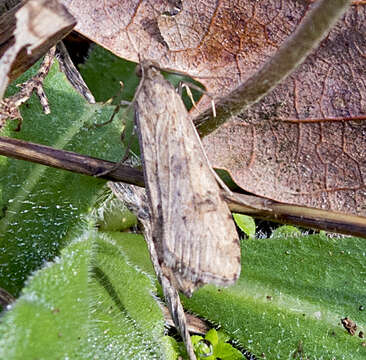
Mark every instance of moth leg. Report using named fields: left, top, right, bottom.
left=94, top=140, right=134, bottom=177
left=96, top=59, right=157, bottom=174
left=96, top=62, right=153, bottom=177
left=94, top=104, right=136, bottom=177
left=117, top=122, right=137, bottom=164
left=93, top=81, right=131, bottom=128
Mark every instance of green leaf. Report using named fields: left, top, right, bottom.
left=205, top=328, right=219, bottom=346
left=79, top=45, right=140, bottom=103
left=216, top=330, right=230, bottom=343
left=271, top=225, right=302, bottom=238
left=91, top=226, right=366, bottom=359
left=193, top=337, right=213, bottom=359
left=0, top=59, right=127, bottom=297
left=233, top=214, right=256, bottom=238
left=1, top=45, right=364, bottom=360
left=93, top=191, right=137, bottom=232
left=214, top=342, right=244, bottom=359
left=107, top=231, right=155, bottom=277
left=191, top=335, right=204, bottom=347
left=161, top=336, right=181, bottom=360
left=203, top=328, right=244, bottom=360
left=182, top=234, right=366, bottom=359
left=79, top=45, right=204, bottom=113
left=0, top=230, right=168, bottom=359
left=79, top=45, right=206, bottom=168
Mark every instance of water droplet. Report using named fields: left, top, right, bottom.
left=195, top=339, right=213, bottom=358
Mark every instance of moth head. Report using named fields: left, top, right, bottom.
left=136, top=60, right=161, bottom=78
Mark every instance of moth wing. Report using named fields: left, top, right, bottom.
left=135, top=69, right=240, bottom=296
left=160, top=114, right=241, bottom=296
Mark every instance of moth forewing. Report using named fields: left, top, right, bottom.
left=135, top=63, right=241, bottom=297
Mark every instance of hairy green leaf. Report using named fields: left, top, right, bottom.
left=183, top=233, right=366, bottom=359
left=0, top=231, right=170, bottom=359
left=0, top=59, right=125, bottom=296
left=98, top=229, right=366, bottom=359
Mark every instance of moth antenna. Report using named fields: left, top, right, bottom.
left=188, top=109, right=232, bottom=194
left=177, top=80, right=217, bottom=118
left=94, top=61, right=151, bottom=177
left=94, top=81, right=126, bottom=128
left=180, top=82, right=217, bottom=118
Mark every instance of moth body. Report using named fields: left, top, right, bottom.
left=135, top=62, right=241, bottom=297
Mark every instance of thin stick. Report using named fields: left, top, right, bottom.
left=56, top=42, right=95, bottom=104
left=0, top=287, right=15, bottom=309
left=0, top=135, right=145, bottom=185
left=0, top=135, right=364, bottom=238
left=193, top=0, right=352, bottom=137
left=278, top=115, right=366, bottom=123
left=0, top=47, right=56, bottom=129
left=109, top=182, right=196, bottom=359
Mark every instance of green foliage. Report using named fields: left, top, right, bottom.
left=271, top=224, right=302, bottom=238
left=79, top=46, right=205, bottom=161
left=191, top=329, right=244, bottom=359
left=183, top=234, right=366, bottom=359
left=100, top=229, right=366, bottom=359
left=233, top=213, right=256, bottom=239
left=0, top=231, right=169, bottom=359
left=93, top=191, right=137, bottom=232
left=0, top=46, right=365, bottom=360
left=78, top=46, right=141, bottom=157
left=79, top=45, right=204, bottom=115
left=0, top=59, right=125, bottom=297
left=163, top=329, right=243, bottom=359
left=79, top=45, right=139, bottom=103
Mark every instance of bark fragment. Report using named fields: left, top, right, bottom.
left=0, top=0, right=75, bottom=99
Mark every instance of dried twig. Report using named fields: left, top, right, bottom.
left=0, top=47, right=56, bottom=130
left=109, top=182, right=196, bottom=359
left=160, top=304, right=208, bottom=335
left=0, top=0, right=75, bottom=97
left=56, top=42, right=95, bottom=103
left=0, top=135, right=365, bottom=238
left=0, top=287, right=15, bottom=309
left=193, top=0, right=352, bottom=137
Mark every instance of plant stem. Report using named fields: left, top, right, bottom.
left=0, top=135, right=364, bottom=238
left=194, top=0, right=352, bottom=137
left=0, top=135, right=144, bottom=186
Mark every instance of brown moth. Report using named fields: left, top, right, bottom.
left=111, top=61, right=242, bottom=359
left=134, top=61, right=241, bottom=297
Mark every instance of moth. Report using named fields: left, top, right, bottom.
left=133, top=61, right=241, bottom=297
left=111, top=61, right=241, bottom=359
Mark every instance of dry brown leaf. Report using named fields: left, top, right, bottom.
left=60, top=0, right=310, bottom=92
left=203, top=5, right=366, bottom=216
left=0, top=0, right=75, bottom=98
left=60, top=0, right=366, bottom=216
